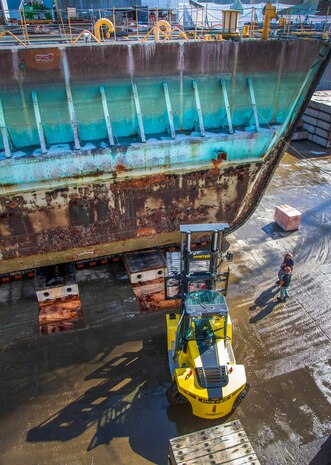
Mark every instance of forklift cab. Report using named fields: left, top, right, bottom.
left=174, top=289, right=230, bottom=356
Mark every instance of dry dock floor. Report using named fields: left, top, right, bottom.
left=0, top=142, right=330, bottom=465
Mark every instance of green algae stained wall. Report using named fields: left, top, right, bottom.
left=0, top=73, right=309, bottom=151
left=0, top=40, right=328, bottom=158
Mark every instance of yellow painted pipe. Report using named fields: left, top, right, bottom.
left=72, top=30, right=103, bottom=46
left=94, top=18, right=115, bottom=41
left=154, top=20, right=171, bottom=41
left=262, top=2, right=277, bottom=40
left=0, top=30, right=27, bottom=47
left=279, top=17, right=286, bottom=27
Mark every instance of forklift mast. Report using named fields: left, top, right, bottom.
left=165, top=223, right=232, bottom=299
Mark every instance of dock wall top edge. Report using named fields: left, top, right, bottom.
left=0, top=39, right=327, bottom=86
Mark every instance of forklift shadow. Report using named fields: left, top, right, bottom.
left=26, top=333, right=172, bottom=464
left=249, top=286, right=279, bottom=323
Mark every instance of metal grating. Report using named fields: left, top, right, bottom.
left=196, top=366, right=228, bottom=388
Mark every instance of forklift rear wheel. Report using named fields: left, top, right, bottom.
left=167, top=384, right=188, bottom=406
left=233, top=383, right=250, bottom=410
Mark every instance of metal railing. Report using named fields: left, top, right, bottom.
left=0, top=4, right=330, bottom=47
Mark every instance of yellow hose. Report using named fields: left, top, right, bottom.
left=154, top=20, right=171, bottom=41
left=94, top=18, right=115, bottom=41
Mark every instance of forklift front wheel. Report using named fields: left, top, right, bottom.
left=233, top=383, right=250, bottom=410
left=167, top=384, right=188, bottom=406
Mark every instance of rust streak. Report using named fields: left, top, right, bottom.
left=136, top=227, right=157, bottom=238
left=212, top=151, right=227, bottom=169
left=115, top=163, right=127, bottom=173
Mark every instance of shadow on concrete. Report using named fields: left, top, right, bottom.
left=309, top=436, right=331, bottom=465
left=261, top=222, right=298, bottom=240
left=286, top=141, right=331, bottom=160
left=249, top=285, right=277, bottom=311
left=26, top=330, right=173, bottom=464
left=249, top=286, right=279, bottom=323
left=25, top=317, right=241, bottom=464
left=166, top=403, right=234, bottom=436
left=249, top=301, right=280, bottom=324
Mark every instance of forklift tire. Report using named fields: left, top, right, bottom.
left=167, top=384, right=188, bottom=406
left=233, top=383, right=250, bottom=410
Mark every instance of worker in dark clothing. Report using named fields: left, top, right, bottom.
left=277, top=252, right=294, bottom=283
left=277, top=266, right=292, bottom=302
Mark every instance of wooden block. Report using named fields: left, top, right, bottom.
left=302, top=122, right=315, bottom=134
left=136, top=292, right=180, bottom=312
left=303, top=123, right=331, bottom=140
left=314, top=126, right=331, bottom=140
left=315, top=118, right=331, bottom=132
left=305, top=107, right=319, bottom=119
left=38, top=295, right=82, bottom=323
left=132, top=278, right=165, bottom=296
left=40, top=317, right=85, bottom=335
left=309, top=100, right=321, bottom=111
left=308, top=133, right=331, bottom=148
left=310, top=91, right=331, bottom=114
left=319, top=102, right=331, bottom=115
left=36, top=283, right=79, bottom=302
left=303, top=114, right=331, bottom=132
left=274, top=204, right=302, bottom=231
left=302, top=114, right=317, bottom=127
left=132, top=277, right=180, bottom=312
left=124, top=250, right=166, bottom=284
left=291, top=130, right=308, bottom=141
left=305, top=107, right=331, bottom=123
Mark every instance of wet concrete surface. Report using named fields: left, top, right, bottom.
left=0, top=143, right=330, bottom=465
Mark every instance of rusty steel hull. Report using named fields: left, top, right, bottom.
left=0, top=39, right=330, bottom=273
left=0, top=161, right=262, bottom=272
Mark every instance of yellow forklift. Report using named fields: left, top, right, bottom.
left=165, top=224, right=249, bottom=419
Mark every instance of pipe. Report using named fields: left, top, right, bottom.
left=72, top=30, right=102, bottom=46
left=154, top=20, right=171, bottom=41
left=0, top=29, right=27, bottom=47
left=94, top=18, right=115, bottom=42
left=262, top=2, right=277, bottom=40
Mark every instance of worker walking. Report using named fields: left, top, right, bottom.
left=277, top=266, right=292, bottom=302
left=277, top=252, right=294, bottom=283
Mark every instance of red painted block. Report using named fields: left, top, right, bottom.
left=40, top=317, right=85, bottom=335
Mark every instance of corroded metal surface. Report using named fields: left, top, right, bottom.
left=0, top=39, right=330, bottom=273
left=0, top=161, right=262, bottom=272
